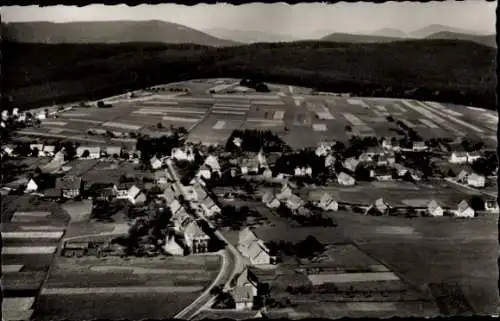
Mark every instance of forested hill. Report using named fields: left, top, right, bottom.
left=2, top=39, right=496, bottom=110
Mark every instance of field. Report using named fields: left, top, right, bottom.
left=305, top=180, right=481, bottom=208
left=34, top=255, right=221, bottom=320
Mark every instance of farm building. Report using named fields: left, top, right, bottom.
left=197, top=164, right=212, bottom=180
left=318, top=192, right=339, bottom=211
left=485, top=200, right=499, bottom=213
left=76, top=146, right=101, bottom=159
left=231, top=285, right=255, bottom=310
left=343, top=157, right=360, bottom=172
left=467, top=152, right=481, bottom=163
left=276, top=183, right=293, bottom=200
left=427, top=200, right=444, bottom=217
left=150, top=156, right=163, bottom=170
left=467, top=173, right=485, bottom=188
left=30, top=143, right=44, bottom=155
left=449, top=151, right=468, bottom=164
left=163, top=234, right=184, bottom=256
left=183, top=220, right=210, bottom=254
left=1, top=145, right=15, bottom=157
left=294, top=166, right=312, bottom=177
left=24, top=178, right=39, bottom=193
left=171, top=146, right=195, bottom=162
left=454, top=200, right=475, bottom=218
left=201, top=197, right=221, bottom=217
left=285, top=194, right=305, bottom=212
left=237, top=228, right=273, bottom=265
left=337, top=172, right=355, bottom=186
left=412, top=141, right=427, bottom=151
left=56, top=175, right=83, bottom=199
left=241, top=158, right=259, bottom=175
left=126, top=185, right=146, bottom=205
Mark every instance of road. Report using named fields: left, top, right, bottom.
left=167, top=159, right=246, bottom=320
left=444, top=177, right=497, bottom=199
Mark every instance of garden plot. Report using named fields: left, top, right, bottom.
left=101, top=122, right=141, bottom=131
left=425, top=101, right=463, bottom=117
left=41, top=120, right=67, bottom=126
left=307, top=272, right=400, bottom=285
left=401, top=119, right=416, bottom=128
left=274, top=111, right=285, bottom=120
left=212, top=120, right=226, bottom=130
left=251, top=100, right=285, bottom=106
left=1, top=231, right=64, bottom=239
left=419, top=118, right=439, bottom=129
left=419, top=102, right=483, bottom=133
left=371, top=109, right=383, bottom=117
left=2, top=246, right=57, bottom=255
left=375, top=105, right=387, bottom=112
left=400, top=101, right=464, bottom=136
left=162, top=115, right=202, bottom=123
left=343, top=113, right=366, bottom=126
left=391, top=103, right=407, bottom=113
left=347, top=99, right=369, bottom=108
left=2, top=264, right=24, bottom=273
left=59, top=112, right=91, bottom=118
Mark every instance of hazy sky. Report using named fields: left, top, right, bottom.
left=1, top=2, right=496, bottom=36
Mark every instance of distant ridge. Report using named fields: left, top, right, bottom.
left=203, top=28, right=300, bottom=43
left=320, top=33, right=402, bottom=43
left=425, top=31, right=496, bottom=48
left=371, top=28, right=408, bottom=38
left=2, top=20, right=240, bottom=47
left=409, top=24, right=486, bottom=39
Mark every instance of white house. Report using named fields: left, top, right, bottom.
left=366, top=198, right=390, bottom=215
left=163, top=234, right=184, bottom=256
left=449, top=151, right=468, bottom=164
left=485, top=200, right=499, bottom=213
left=126, top=185, right=146, bottom=205
left=171, top=147, right=195, bottom=162
left=42, top=145, right=55, bottom=157
left=343, top=157, right=360, bottom=172
left=412, top=141, right=427, bottom=151
left=315, top=144, right=331, bottom=157
left=262, top=168, right=273, bottom=179
left=382, top=138, right=400, bottom=151
left=467, top=173, right=485, bottom=188
left=467, top=152, right=481, bottom=164
left=427, top=199, right=444, bottom=217
left=455, top=170, right=469, bottom=184
left=24, top=178, right=38, bottom=193
left=150, top=156, right=163, bottom=170
left=285, top=194, right=305, bottom=212
left=294, top=166, right=312, bottom=177
left=231, top=285, right=255, bottom=310
left=201, top=197, right=221, bottom=217
left=204, top=155, right=221, bottom=174
left=256, top=149, right=268, bottom=169
left=30, top=144, right=44, bottom=156
left=241, top=158, right=259, bottom=175
left=237, top=228, right=273, bottom=266
left=454, top=200, right=475, bottom=218
left=76, top=146, right=101, bottom=159
left=337, top=172, right=355, bottom=186
left=318, top=192, right=339, bottom=211
left=262, top=190, right=280, bottom=209
left=1, top=145, right=14, bottom=157
left=276, top=183, right=293, bottom=200
left=196, top=164, right=212, bottom=180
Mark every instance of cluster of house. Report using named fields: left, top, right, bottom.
left=455, top=170, right=486, bottom=188
left=449, top=151, right=482, bottom=164
left=260, top=183, right=310, bottom=216
left=23, top=175, right=83, bottom=199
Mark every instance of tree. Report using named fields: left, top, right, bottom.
left=81, top=149, right=90, bottom=158
left=386, top=115, right=394, bottom=122
left=354, top=164, right=371, bottom=181
left=469, top=196, right=485, bottom=211
left=156, top=122, right=163, bottom=129
left=345, top=125, right=352, bottom=132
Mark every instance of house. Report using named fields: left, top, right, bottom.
left=377, top=154, right=396, bottom=166
left=42, top=145, right=55, bottom=157
left=375, top=167, right=393, bottom=181
left=412, top=141, right=427, bottom=151
left=150, top=156, right=163, bottom=170
left=467, top=173, right=485, bottom=188
left=154, top=171, right=168, bottom=185
left=454, top=200, right=475, bottom=218
left=30, top=144, right=44, bottom=156
left=393, top=164, right=409, bottom=177
left=193, top=182, right=208, bottom=201
left=366, top=198, right=390, bottom=215
left=262, top=168, right=273, bottom=179
left=183, top=220, right=210, bottom=254
left=358, top=153, right=373, bottom=163
left=53, top=150, right=65, bottom=162
left=24, top=178, right=39, bottom=193
left=485, top=200, right=499, bottom=213
left=162, top=184, right=177, bottom=203
left=105, top=146, right=122, bottom=158
left=197, top=164, right=212, bottom=180
left=467, top=152, right=481, bottom=164
left=76, top=146, right=101, bottom=159
left=126, top=185, right=146, bottom=205
left=231, top=285, right=255, bottom=310
left=325, top=155, right=335, bottom=168
left=427, top=200, right=444, bottom=217
left=62, top=241, right=89, bottom=257
left=56, top=175, right=82, bottom=199
left=241, top=158, right=259, bottom=175
left=171, top=146, right=195, bottom=162
left=169, top=199, right=183, bottom=216
left=201, top=197, right=221, bottom=217
left=337, top=172, right=355, bottom=186
left=163, top=234, right=184, bottom=256
left=237, top=228, right=273, bottom=265
left=236, top=268, right=258, bottom=297
left=455, top=170, right=469, bottom=184
left=1, top=145, right=14, bottom=157
left=343, top=157, right=359, bottom=172
left=285, top=194, right=305, bottom=212
left=171, top=207, right=191, bottom=232
left=315, top=143, right=331, bottom=157
left=294, top=166, right=312, bottom=177
left=276, top=183, right=293, bottom=200
left=318, top=192, right=339, bottom=211
left=261, top=190, right=280, bottom=208
left=449, top=151, right=468, bottom=164
left=256, top=149, right=269, bottom=168
left=204, top=155, right=221, bottom=173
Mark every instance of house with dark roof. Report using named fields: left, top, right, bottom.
left=237, top=228, right=273, bottom=266
left=126, top=185, right=146, bottom=205
left=56, top=175, right=83, bottom=199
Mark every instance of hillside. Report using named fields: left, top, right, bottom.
left=2, top=20, right=239, bottom=47
left=426, top=31, right=496, bottom=48
left=409, top=24, right=483, bottom=39
left=371, top=28, right=407, bottom=38
left=203, top=28, right=300, bottom=43
left=320, top=33, right=402, bottom=43
left=2, top=40, right=496, bottom=110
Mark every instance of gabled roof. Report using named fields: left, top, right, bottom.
left=184, top=220, right=209, bottom=240
left=204, top=155, right=220, bottom=171
left=127, top=185, right=141, bottom=199
left=338, top=172, right=354, bottom=181
left=320, top=192, right=334, bottom=205
left=238, top=228, right=258, bottom=247
left=247, top=239, right=270, bottom=261
left=468, top=172, right=485, bottom=181
left=241, top=158, right=259, bottom=168
left=452, top=151, right=467, bottom=157
left=202, top=197, right=216, bottom=209
left=261, top=190, right=274, bottom=203
left=193, top=183, right=208, bottom=200
left=428, top=199, right=441, bottom=211
left=231, top=285, right=254, bottom=303
left=42, top=145, right=55, bottom=153
left=169, top=199, right=182, bottom=214
left=457, top=200, right=471, bottom=212
left=286, top=194, right=304, bottom=209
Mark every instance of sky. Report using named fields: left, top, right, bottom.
left=1, top=2, right=496, bottom=37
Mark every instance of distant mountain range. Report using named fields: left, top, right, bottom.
left=202, top=28, right=299, bottom=43
left=2, top=20, right=239, bottom=47
left=2, top=20, right=495, bottom=48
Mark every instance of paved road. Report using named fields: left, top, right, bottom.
left=167, top=160, right=245, bottom=320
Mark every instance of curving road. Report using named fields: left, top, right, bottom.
left=167, top=159, right=245, bottom=320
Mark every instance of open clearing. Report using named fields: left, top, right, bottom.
left=41, top=286, right=203, bottom=295
left=308, top=272, right=400, bottom=285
